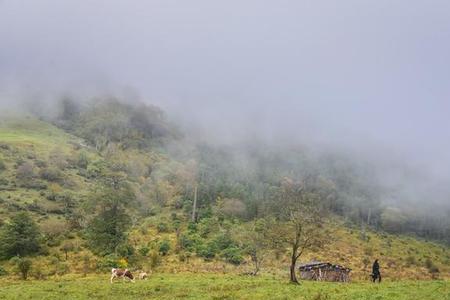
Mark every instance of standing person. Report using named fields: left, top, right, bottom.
left=372, top=259, right=381, bottom=283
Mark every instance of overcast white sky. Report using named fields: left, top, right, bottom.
left=1, top=1, right=450, bottom=180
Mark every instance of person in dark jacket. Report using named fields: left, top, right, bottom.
left=372, top=259, right=381, bottom=283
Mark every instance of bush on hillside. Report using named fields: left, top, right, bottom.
left=96, top=255, right=119, bottom=271
left=20, top=180, right=47, bottom=190
left=16, top=162, right=35, bottom=180
left=115, top=243, right=135, bottom=259
left=221, top=247, right=244, bottom=265
left=425, top=258, right=439, bottom=278
left=159, top=240, right=171, bottom=256
left=157, top=222, right=169, bottom=233
left=138, top=246, right=150, bottom=257
left=211, top=232, right=235, bottom=251
left=10, top=256, right=32, bottom=280
left=39, top=167, right=63, bottom=182
left=149, top=250, right=161, bottom=268
left=197, top=242, right=217, bottom=260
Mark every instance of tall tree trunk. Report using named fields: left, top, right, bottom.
left=191, top=184, right=198, bottom=222
left=290, top=260, right=298, bottom=283
left=290, top=246, right=299, bottom=284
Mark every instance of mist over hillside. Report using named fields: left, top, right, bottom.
left=1, top=95, right=448, bottom=245
left=1, top=4, right=450, bottom=290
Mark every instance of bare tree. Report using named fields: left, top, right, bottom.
left=277, top=177, right=329, bottom=284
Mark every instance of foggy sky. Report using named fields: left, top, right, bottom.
left=1, top=0, right=450, bottom=182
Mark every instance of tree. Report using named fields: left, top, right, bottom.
left=86, top=206, right=131, bottom=255
left=277, top=177, right=329, bottom=284
left=85, top=173, right=134, bottom=255
left=61, top=241, right=75, bottom=260
left=235, top=218, right=276, bottom=275
left=0, top=212, right=41, bottom=260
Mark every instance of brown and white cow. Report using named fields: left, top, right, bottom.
left=110, top=268, right=135, bottom=283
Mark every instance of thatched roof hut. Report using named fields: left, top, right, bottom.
left=298, top=261, right=351, bottom=282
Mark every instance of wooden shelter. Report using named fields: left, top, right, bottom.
left=298, top=261, right=351, bottom=282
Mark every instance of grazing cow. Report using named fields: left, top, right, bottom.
left=110, top=268, right=135, bottom=283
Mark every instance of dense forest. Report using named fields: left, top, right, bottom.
left=48, top=98, right=449, bottom=242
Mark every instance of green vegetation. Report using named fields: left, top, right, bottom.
left=0, top=274, right=448, bottom=300
left=10, top=256, right=32, bottom=280
left=0, top=212, right=41, bottom=259
left=0, top=99, right=448, bottom=299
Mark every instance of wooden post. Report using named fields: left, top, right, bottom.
left=191, top=184, right=198, bottom=222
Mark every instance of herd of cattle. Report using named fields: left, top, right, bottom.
left=110, top=268, right=149, bottom=283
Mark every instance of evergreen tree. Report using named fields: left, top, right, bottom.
left=86, top=206, right=131, bottom=255
left=85, top=174, right=134, bottom=255
left=0, top=212, right=41, bottom=260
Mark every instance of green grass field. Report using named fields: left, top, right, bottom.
left=0, top=274, right=448, bottom=300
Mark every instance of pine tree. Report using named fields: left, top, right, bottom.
left=0, top=212, right=41, bottom=260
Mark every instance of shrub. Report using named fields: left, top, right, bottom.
left=56, top=262, right=69, bottom=276
left=212, top=232, right=234, bottom=251
left=197, top=242, right=217, bottom=260
left=117, top=258, right=128, bottom=269
left=221, top=247, right=244, bottom=265
left=149, top=250, right=161, bottom=268
left=39, top=167, right=62, bottom=182
left=187, top=222, right=197, bottom=232
left=0, top=265, right=8, bottom=276
left=16, top=162, right=35, bottom=180
left=82, top=255, right=92, bottom=276
left=10, top=256, right=32, bottom=280
left=138, top=246, right=150, bottom=257
left=20, top=179, right=47, bottom=190
left=157, top=222, right=169, bottom=233
left=424, top=258, right=439, bottom=277
left=30, top=260, right=47, bottom=280
left=35, top=160, right=47, bottom=168
left=179, top=233, right=200, bottom=251
left=159, top=240, right=171, bottom=256
left=96, top=255, right=119, bottom=271
left=115, top=243, right=135, bottom=258
left=362, top=257, right=371, bottom=269
left=40, top=219, right=67, bottom=245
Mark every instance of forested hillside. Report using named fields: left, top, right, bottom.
left=0, top=98, right=448, bottom=281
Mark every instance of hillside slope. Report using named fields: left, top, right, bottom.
left=0, top=114, right=448, bottom=281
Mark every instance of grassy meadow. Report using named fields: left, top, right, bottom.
left=0, top=274, right=448, bottom=300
